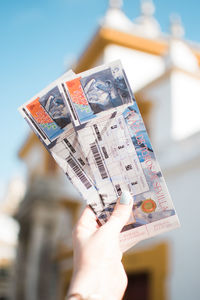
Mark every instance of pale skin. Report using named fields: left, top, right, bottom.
left=67, top=194, right=134, bottom=300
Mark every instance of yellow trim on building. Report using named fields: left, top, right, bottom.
left=193, top=48, right=200, bottom=65
left=18, top=132, right=39, bottom=159
left=100, top=27, right=168, bottom=55
left=74, top=27, right=168, bottom=73
left=74, top=27, right=200, bottom=73
left=123, top=242, right=168, bottom=300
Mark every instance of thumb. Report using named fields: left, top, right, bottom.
left=105, top=191, right=133, bottom=234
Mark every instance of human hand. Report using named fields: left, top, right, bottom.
left=67, top=191, right=133, bottom=300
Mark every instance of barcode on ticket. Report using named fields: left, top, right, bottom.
left=90, top=142, right=108, bottom=179
left=66, top=156, right=92, bottom=189
left=64, top=138, right=76, bottom=154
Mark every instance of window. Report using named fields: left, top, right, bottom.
left=123, top=272, right=150, bottom=300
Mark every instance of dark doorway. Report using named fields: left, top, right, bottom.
left=123, top=272, right=150, bottom=300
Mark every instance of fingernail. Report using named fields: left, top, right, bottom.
left=120, top=191, right=132, bottom=205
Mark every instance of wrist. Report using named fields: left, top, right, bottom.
left=67, top=269, right=101, bottom=299
left=66, top=292, right=101, bottom=300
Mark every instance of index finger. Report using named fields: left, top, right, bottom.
left=76, top=205, right=99, bottom=230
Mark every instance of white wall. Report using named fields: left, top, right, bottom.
left=102, top=44, right=165, bottom=91
left=163, top=156, right=200, bottom=300
left=138, top=75, right=173, bottom=152
left=171, top=70, right=200, bottom=140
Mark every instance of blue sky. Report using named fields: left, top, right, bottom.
left=0, top=0, right=200, bottom=201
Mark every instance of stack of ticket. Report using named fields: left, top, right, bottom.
left=19, top=61, right=180, bottom=251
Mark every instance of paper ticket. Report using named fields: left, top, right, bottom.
left=18, top=71, right=104, bottom=215
left=19, top=61, right=180, bottom=250
left=63, top=61, right=180, bottom=241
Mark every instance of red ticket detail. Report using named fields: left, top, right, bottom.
left=66, top=77, right=88, bottom=105
left=26, top=98, right=53, bottom=124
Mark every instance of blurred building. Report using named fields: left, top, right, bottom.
left=15, top=1, right=200, bottom=300
left=0, top=177, right=24, bottom=300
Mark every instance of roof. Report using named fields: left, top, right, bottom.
left=74, top=27, right=200, bottom=73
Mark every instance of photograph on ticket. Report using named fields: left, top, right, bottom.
left=62, top=60, right=133, bottom=126
left=19, top=70, right=74, bottom=144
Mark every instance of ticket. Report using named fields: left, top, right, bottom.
left=19, top=61, right=180, bottom=250
left=18, top=71, right=103, bottom=214
left=63, top=61, right=180, bottom=245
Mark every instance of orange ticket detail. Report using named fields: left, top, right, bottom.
left=66, top=77, right=88, bottom=105
left=26, top=98, right=53, bottom=124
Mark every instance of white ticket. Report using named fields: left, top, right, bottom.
left=63, top=60, right=180, bottom=243
left=18, top=71, right=104, bottom=215
left=19, top=61, right=180, bottom=250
